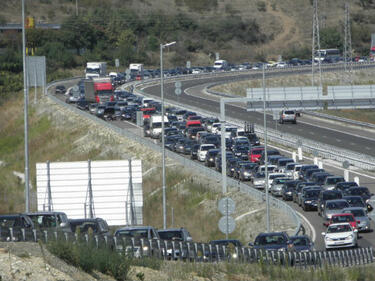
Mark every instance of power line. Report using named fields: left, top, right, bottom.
left=344, top=1, right=353, bottom=84
left=311, top=0, right=322, bottom=88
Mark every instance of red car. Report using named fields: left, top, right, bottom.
left=249, top=147, right=264, bottom=163
left=324, top=213, right=359, bottom=230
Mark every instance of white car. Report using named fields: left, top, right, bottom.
left=197, top=144, right=216, bottom=162
left=211, top=123, right=221, bottom=134
left=322, top=223, right=358, bottom=250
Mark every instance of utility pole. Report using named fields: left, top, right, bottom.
left=22, top=0, right=30, bottom=212
left=344, top=1, right=353, bottom=84
left=312, top=0, right=322, bottom=88
left=75, top=0, right=78, bottom=16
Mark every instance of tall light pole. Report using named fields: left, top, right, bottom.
left=160, top=41, right=176, bottom=229
left=262, top=65, right=270, bottom=232
left=22, top=0, right=30, bottom=212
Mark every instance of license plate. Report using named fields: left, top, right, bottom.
left=334, top=241, right=344, bottom=245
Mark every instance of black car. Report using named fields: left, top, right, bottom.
left=68, top=218, right=110, bottom=236
left=335, top=181, right=358, bottom=193
left=343, top=196, right=367, bottom=209
left=55, top=85, right=66, bottom=94
left=299, top=165, right=318, bottom=180
left=23, top=211, right=72, bottom=233
left=206, top=239, right=243, bottom=261
left=232, top=146, right=250, bottom=160
left=301, top=188, right=321, bottom=211
left=76, top=98, right=89, bottom=111
left=205, top=149, right=220, bottom=167
left=344, top=187, right=373, bottom=210
left=226, top=158, right=239, bottom=177
left=317, top=190, right=343, bottom=216
left=190, top=144, right=201, bottom=160
left=281, top=183, right=295, bottom=201
left=0, top=214, right=35, bottom=241
left=250, top=232, right=292, bottom=251
left=290, top=235, right=314, bottom=252
left=238, top=163, right=258, bottom=181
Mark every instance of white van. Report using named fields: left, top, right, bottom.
left=213, top=60, right=228, bottom=70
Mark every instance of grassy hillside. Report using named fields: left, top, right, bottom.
left=1, top=0, right=375, bottom=64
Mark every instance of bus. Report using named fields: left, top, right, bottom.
left=314, top=49, right=341, bottom=61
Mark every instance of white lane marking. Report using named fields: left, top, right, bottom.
left=235, top=209, right=262, bottom=221
left=350, top=142, right=355, bottom=146
left=336, top=139, right=342, bottom=142
left=322, top=135, right=327, bottom=138
left=296, top=210, right=316, bottom=243
left=366, top=147, right=371, bottom=150
left=309, top=132, right=315, bottom=135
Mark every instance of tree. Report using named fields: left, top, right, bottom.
left=320, top=27, right=342, bottom=49
left=61, top=16, right=96, bottom=54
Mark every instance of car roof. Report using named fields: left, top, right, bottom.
left=23, top=212, right=65, bottom=215
left=328, top=222, right=352, bottom=227
left=331, top=213, right=353, bottom=217
left=157, top=228, right=185, bottom=232
left=116, top=226, right=155, bottom=231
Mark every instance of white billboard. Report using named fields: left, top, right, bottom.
left=36, top=160, right=143, bottom=226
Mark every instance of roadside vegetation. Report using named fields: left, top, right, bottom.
left=47, top=236, right=375, bottom=281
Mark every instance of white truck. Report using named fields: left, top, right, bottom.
left=129, top=63, right=144, bottom=80
left=85, top=62, right=107, bottom=79
left=213, top=60, right=228, bottom=70
left=150, top=115, right=169, bottom=139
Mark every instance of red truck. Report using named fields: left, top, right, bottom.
left=84, top=78, right=114, bottom=104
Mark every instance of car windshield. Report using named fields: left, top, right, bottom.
left=305, top=190, right=320, bottom=198
left=327, top=177, right=344, bottom=184
left=346, top=209, right=366, bottom=217
left=201, top=146, right=214, bottom=151
left=346, top=197, right=364, bottom=206
left=255, top=235, right=286, bottom=245
left=274, top=179, right=288, bottom=184
left=116, top=230, right=148, bottom=239
left=349, top=188, right=370, bottom=196
left=332, top=216, right=354, bottom=223
left=327, top=224, right=352, bottom=233
left=158, top=231, right=183, bottom=241
left=291, top=237, right=309, bottom=246
left=326, top=201, right=349, bottom=210
left=323, top=192, right=341, bottom=200
left=284, top=111, right=295, bottom=115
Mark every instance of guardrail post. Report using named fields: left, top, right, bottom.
left=179, top=242, right=183, bottom=261
left=113, top=236, right=117, bottom=251
left=33, top=229, right=37, bottom=242
left=44, top=230, right=48, bottom=243
left=95, top=235, right=99, bottom=248
left=21, top=228, right=25, bottom=241
left=104, top=235, right=108, bottom=248
left=157, top=239, right=161, bottom=259
left=131, top=238, right=136, bottom=257
left=369, top=247, right=374, bottom=263
left=84, top=234, right=89, bottom=245
left=54, top=231, right=58, bottom=241
left=164, top=240, right=168, bottom=260
left=148, top=239, right=152, bottom=258
left=9, top=227, right=14, bottom=242
left=208, top=244, right=213, bottom=263
left=187, top=242, right=192, bottom=262
left=140, top=238, right=145, bottom=257
left=171, top=240, right=176, bottom=260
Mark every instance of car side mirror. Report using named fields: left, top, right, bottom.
left=323, top=222, right=329, bottom=227
left=60, top=222, right=68, bottom=228
left=321, top=232, right=326, bottom=236
left=354, top=229, right=358, bottom=233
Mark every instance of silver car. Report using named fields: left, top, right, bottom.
left=342, top=207, right=371, bottom=232
left=323, top=199, right=350, bottom=220
left=270, top=178, right=290, bottom=197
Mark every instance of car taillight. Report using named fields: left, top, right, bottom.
left=95, top=95, right=100, bottom=103
left=282, top=114, right=285, bottom=118
left=110, top=95, right=114, bottom=102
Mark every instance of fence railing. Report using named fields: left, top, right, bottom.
left=1, top=227, right=373, bottom=268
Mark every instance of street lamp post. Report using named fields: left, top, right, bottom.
left=22, top=0, right=30, bottom=212
left=160, top=41, right=176, bottom=229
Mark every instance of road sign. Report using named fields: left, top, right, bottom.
left=343, top=160, right=350, bottom=169
left=215, top=52, right=220, bottom=60
left=218, top=216, right=235, bottom=235
left=186, top=61, right=191, bottom=69
left=175, top=88, right=182, bottom=96
left=175, top=81, right=182, bottom=88
left=218, top=197, right=235, bottom=216
left=115, top=59, right=120, bottom=68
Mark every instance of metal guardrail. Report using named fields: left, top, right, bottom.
left=1, top=228, right=373, bottom=268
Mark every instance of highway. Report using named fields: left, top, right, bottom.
left=53, top=71, right=375, bottom=251
left=138, top=72, right=375, bottom=251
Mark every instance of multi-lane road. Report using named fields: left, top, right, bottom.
left=137, top=71, right=375, bottom=250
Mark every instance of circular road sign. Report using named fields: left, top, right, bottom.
left=218, top=197, right=236, bottom=216
left=175, top=88, right=182, bottom=96
left=343, top=160, right=350, bottom=169
left=175, top=81, right=182, bottom=88
left=218, top=216, right=236, bottom=235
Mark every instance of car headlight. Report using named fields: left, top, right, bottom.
left=305, top=200, right=312, bottom=204
left=143, top=246, right=149, bottom=251
left=244, top=172, right=250, bottom=176
left=346, top=235, right=354, bottom=240
left=232, top=253, right=238, bottom=259
left=366, top=199, right=370, bottom=203
left=325, top=237, right=334, bottom=241
left=278, top=248, right=286, bottom=252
